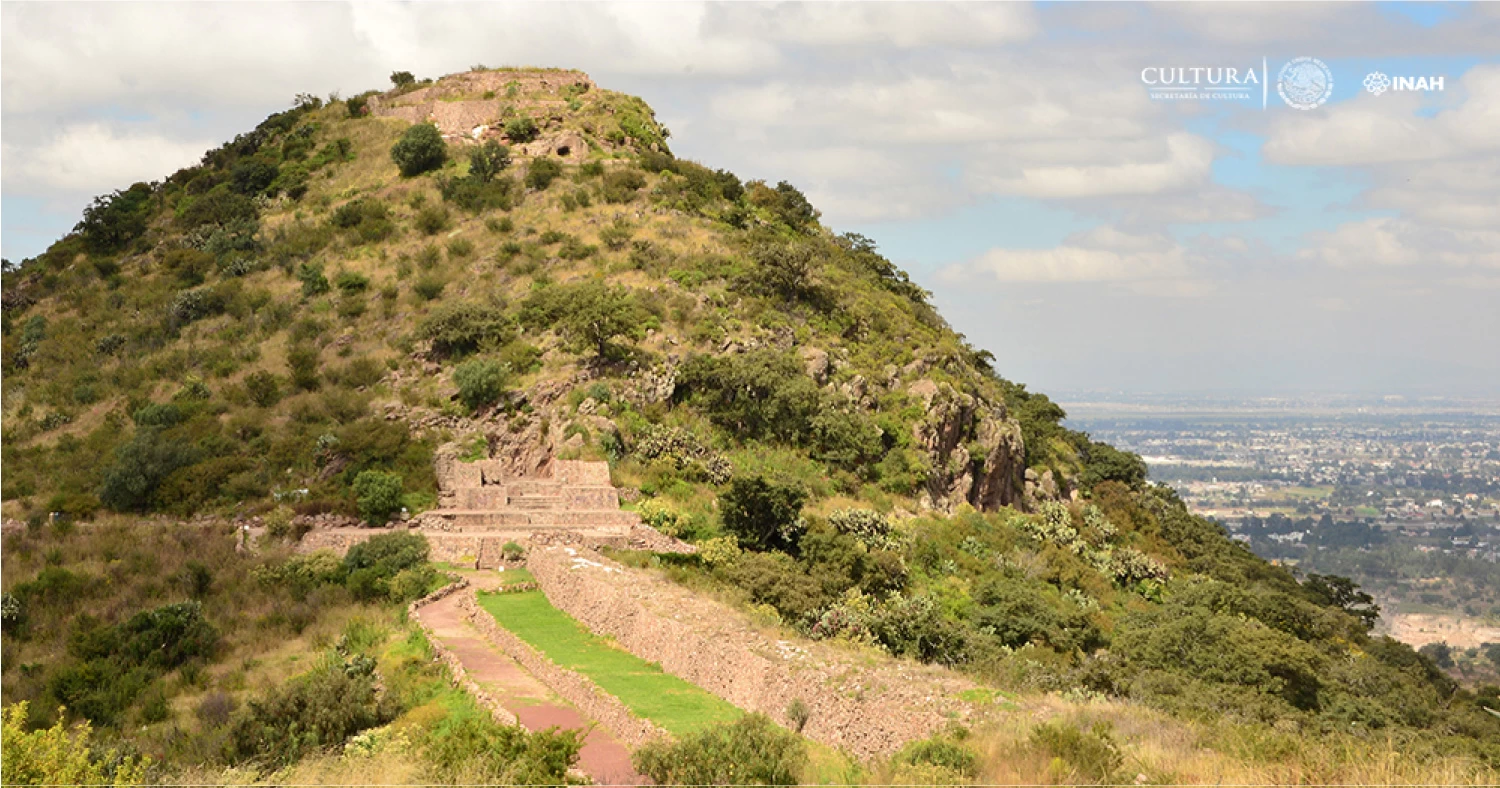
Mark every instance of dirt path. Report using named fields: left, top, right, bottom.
left=417, top=591, right=645, bottom=784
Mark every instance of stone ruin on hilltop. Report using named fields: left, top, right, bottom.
left=367, top=68, right=596, bottom=161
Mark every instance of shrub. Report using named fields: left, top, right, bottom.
left=390, top=70, right=415, bottom=87
left=412, top=275, right=446, bottom=301
left=504, top=116, right=539, bottom=143
left=501, top=541, right=525, bottom=561
left=518, top=281, right=647, bottom=358
left=447, top=237, right=474, bottom=259
left=2, top=702, right=150, bottom=786
left=346, top=94, right=369, bottom=117
left=391, top=124, right=447, bottom=177
left=633, top=714, right=805, bottom=786
left=415, top=204, right=450, bottom=235
left=720, top=475, right=807, bottom=553
left=525, top=158, right=562, bottom=190
left=419, top=707, right=582, bottom=785
left=785, top=698, right=810, bottom=733
left=602, top=168, right=647, bottom=203
left=453, top=358, right=508, bottom=412
left=298, top=262, right=330, bottom=296
left=352, top=470, right=404, bottom=525
left=100, top=429, right=200, bottom=512
left=416, top=300, right=512, bottom=357
left=228, top=653, right=394, bottom=768
left=244, top=370, right=282, bottom=407
left=891, top=729, right=979, bottom=781
left=828, top=508, right=894, bottom=549
left=698, top=536, right=742, bottom=567
left=1028, top=721, right=1122, bottom=784
left=287, top=343, right=321, bottom=391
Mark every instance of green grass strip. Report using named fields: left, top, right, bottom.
left=477, top=589, right=741, bottom=736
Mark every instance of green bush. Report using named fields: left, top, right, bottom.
left=75, top=183, right=154, bottom=254
left=524, top=158, right=562, bottom=191
left=412, top=275, right=446, bottom=301
left=287, top=343, right=321, bottom=391
left=504, top=117, right=539, bottom=143
left=632, top=713, right=805, bottom=786
left=602, top=168, right=647, bottom=203
left=416, top=300, right=512, bottom=357
left=352, top=470, right=404, bottom=525
left=229, top=653, right=394, bottom=768
left=1028, top=721, right=1122, bottom=784
left=391, top=124, right=447, bottom=177
left=244, top=370, right=281, bottom=407
left=415, top=204, right=450, bottom=235
left=519, top=281, right=647, bottom=358
left=720, top=475, right=807, bottom=553
left=419, top=707, right=581, bottom=784
left=453, top=358, right=508, bottom=413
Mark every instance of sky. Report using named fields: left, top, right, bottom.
left=3, top=2, right=1499, bottom=397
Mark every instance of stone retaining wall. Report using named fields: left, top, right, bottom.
left=458, top=592, right=669, bottom=749
left=528, top=546, right=988, bottom=759
left=407, top=580, right=519, bottom=726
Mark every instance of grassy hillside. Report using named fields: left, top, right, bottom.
left=3, top=66, right=1499, bottom=782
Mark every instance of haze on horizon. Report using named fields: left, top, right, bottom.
left=4, top=1, right=1498, bottom=396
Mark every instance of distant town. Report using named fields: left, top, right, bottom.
left=1063, top=393, right=1500, bottom=662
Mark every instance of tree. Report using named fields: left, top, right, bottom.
left=1302, top=573, right=1380, bottom=631
left=467, top=139, right=510, bottom=183
left=520, top=282, right=646, bottom=358
left=352, top=470, right=404, bottom=525
left=746, top=241, right=818, bottom=303
left=390, top=124, right=447, bottom=177
left=453, top=358, right=508, bottom=412
left=633, top=714, right=805, bottom=786
left=720, top=474, right=807, bottom=553
left=390, top=70, right=416, bottom=88
left=1419, top=641, right=1455, bottom=669
left=74, top=183, right=154, bottom=254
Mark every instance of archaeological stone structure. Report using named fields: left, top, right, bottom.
left=297, top=458, right=667, bottom=567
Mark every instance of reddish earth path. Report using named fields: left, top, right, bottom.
left=417, top=590, right=646, bottom=784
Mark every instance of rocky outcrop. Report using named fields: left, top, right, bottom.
left=908, top=379, right=1026, bottom=513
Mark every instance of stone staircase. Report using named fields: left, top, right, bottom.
left=425, top=459, right=639, bottom=534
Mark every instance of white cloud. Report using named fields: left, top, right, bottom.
left=943, top=227, right=1196, bottom=284
left=1, top=123, right=216, bottom=195
left=1302, top=217, right=1500, bottom=269
left=977, top=133, right=1216, bottom=198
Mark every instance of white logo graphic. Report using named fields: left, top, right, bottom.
left=1363, top=72, right=1391, bottom=96
left=1278, top=57, right=1334, bottom=110
left=1363, top=71, right=1445, bottom=96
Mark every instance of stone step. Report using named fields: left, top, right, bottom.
left=426, top=509, right=640, bottom=530
left=506, top=480, right=563, bottom=496
left=509, top=496, right=564, bottom=510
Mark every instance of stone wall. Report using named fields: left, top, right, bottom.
left=527, top=546, right=989, bottom=759
left=457, top=592, right=669, bottom=748
left=408, top=581, right=519, bottom=726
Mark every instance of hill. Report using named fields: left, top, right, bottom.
left=3, top=67, right=1498, bottom=783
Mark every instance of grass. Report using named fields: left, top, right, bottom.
left=476, top=589, right=740, bottom=736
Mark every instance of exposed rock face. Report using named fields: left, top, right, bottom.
left=908, top=379, right=1026, bottom=513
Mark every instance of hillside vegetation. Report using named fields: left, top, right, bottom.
left=3, top=67, right=1499, bottom=783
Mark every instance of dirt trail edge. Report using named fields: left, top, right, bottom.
left=414, top=586, right=646, bottom=784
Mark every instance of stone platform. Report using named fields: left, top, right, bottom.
left=296, top=459, right=648, bottom=568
